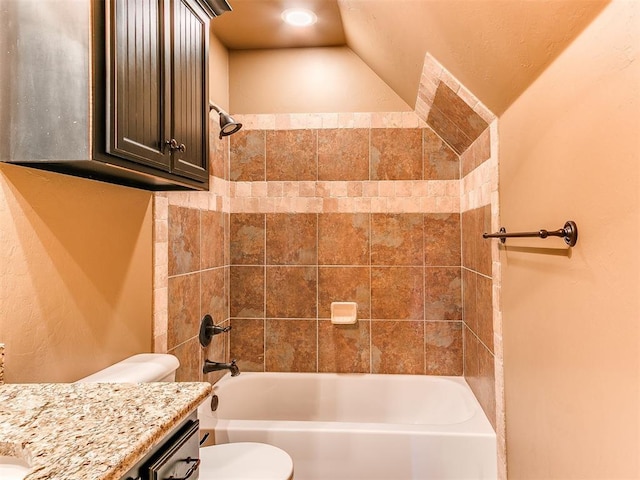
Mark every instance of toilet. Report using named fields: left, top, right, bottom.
left=76, top=354, right=293, bottom=480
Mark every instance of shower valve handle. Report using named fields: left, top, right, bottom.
left=199, top=314, right=231, bottom=347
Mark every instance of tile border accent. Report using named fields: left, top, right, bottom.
left=161, top=176, right=230, bottom=212
left=231, top=180, right=460, bottom=214
left=234, top=112, right=427, bottom=131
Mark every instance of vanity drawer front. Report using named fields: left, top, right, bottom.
left=145, top=419, right=200, bottom=480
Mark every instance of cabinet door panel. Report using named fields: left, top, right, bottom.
left=108, top=0, right=171, bottom=170
left=170, top=0, right=209, bottom=181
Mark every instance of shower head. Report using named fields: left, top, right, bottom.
left=209, top=103, right=243, bottom=139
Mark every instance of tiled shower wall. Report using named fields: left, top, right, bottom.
left=416, top=55, right=500, bottom=445
left=461, top=130, right=497, bottom=429
left=154, top=128, right=232, bottom=384
left=154, top=51, right=503, bottom=477
left=227, top=125, right=467, bottom=376
left=166, top=204, right=229, bottom=382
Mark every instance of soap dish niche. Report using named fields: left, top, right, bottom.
left=330, top=302, right=357, bottom=325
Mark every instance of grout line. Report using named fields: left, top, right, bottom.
left=167, top=335, right=200, bottom=353
left=315, top=211, right=319, bottom=373
left=422, top=207, right=427, bottom=376
left=460, top=208, right=465, bottom=376
left=368, top=212, right=373, bottom=373
left=263, top=213, right=267, bottom=372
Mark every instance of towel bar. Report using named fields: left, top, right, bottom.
left=483, top=220, right=578, bottom=246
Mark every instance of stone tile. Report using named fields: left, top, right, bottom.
left=476, top=274, right=494, bottom=352
left=423, top=128, right=460, bottom=180
left=265, top=319, right=317, bottom=372
left=475, top=342, right=496, bottom=429
left=170, top=337, right=202, bottom=382
left=461, top=128, right=491, bottom=177
left=229, top=130, right=266, bottom=181
left=426, top=106, right=472, bottom=155
left=201, top=268, right=227, bottom=325
left=461, top=208, right=478, bottom=271
left=266, top=130, right=317, bottom=181
left=318, top=128, right=369, bottom=181
left=425, top=321, right=463, bottom=375
left=424, top=213, right=461, bottom=266
left=318, top=266, right=370, bottom=318
left=265, top=266, right=317, bottom=318
left=318, top=320, right=370, bottom=373
left=167, top=273, right=200, bottom=350
left=462, top=205, right=492, bottom=275
left=431, top=82, right=488, bottom=144
left=425, top=267, right=462, bottom=320
left=230, top=213, right=265, bottom=265
left=201, top=210, right=224, bottom=269
left=209, top=119, right=227, bottom=179
left=371, top=267, right=424, bottom=320
left=478, top=205, right=493, bottom=276
left=370, top=128, right=422, bottom=180
left=224, top=213, right=230, bottom=266
left=371, top=214, right=424, bottom=266
left=463, top=324, right=479, bottom=378
left=463, top=268, right=478, bottom=333
left=229, top=266, right=264, bottom=318
left=222, top=136, right=231, bottom=180
left=168, top=206, right=200, bottom=276
left=230, top=318, right=265, bottom=372
left=266, top=214, right=317, bottom=265
left=371, top=320, right=424, bottom=374
left=318, top=213, right=370, bottom=265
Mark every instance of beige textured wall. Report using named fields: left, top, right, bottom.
left=0, top=164, right=153, bottom=383
left=229, top=46, right=411, bottom=114
left=499, top=1, right=639, bottom=478
left=209, top=29, right=229, bottom=111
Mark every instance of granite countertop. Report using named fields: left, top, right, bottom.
left=0, top=382, right=211, bottom=480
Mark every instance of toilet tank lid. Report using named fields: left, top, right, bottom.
left=76, top=354, right=180, bottom=383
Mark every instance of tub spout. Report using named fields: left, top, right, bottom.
left=203, top=359, right=240, bottom=377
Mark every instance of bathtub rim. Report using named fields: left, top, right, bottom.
left=199, top=372, right=496, bottom=436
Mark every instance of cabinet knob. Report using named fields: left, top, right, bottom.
left=166, top=139, right=186, bottom=153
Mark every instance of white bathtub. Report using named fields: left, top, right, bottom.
left=198, top=372, right=497, bottom=480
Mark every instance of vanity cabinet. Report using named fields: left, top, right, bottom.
left=121, top=412, right=201, bottom=480
left=0, top=0, right=229, bottom=191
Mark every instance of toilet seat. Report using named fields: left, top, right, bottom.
left=199, top=442, right=293, bottom=480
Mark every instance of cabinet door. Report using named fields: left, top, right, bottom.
left=107, top=0, right=172, bottom=171
left=169, top=0, right=209, bottom=182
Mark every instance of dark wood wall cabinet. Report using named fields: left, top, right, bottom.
left=0, top=0, right=231, bottom=191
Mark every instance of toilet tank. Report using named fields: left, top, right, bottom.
left=76, top=354, right=180, bottom=383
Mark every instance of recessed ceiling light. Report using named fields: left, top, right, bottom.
left=281, top=8, right=317, bottom=27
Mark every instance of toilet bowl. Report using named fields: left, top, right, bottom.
left=199, top=442, right=293, bottom=480
left=76, top=354, right=293, bottom=480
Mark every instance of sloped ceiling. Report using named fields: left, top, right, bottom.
left=212, top=0, right=609, bottom=115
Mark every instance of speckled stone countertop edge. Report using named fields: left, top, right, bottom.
left=108, top=383, right=211, bottom=480
left=0, top=382, right=212, bottom=480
